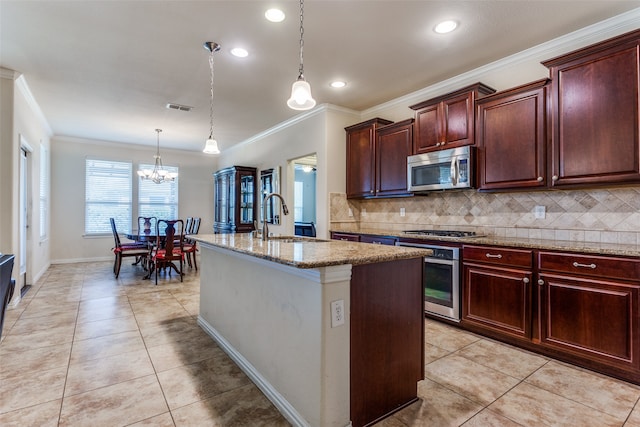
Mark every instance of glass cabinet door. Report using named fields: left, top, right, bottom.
left=239, top=174, right=254, bottom=224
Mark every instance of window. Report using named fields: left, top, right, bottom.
left=85, top=159, right=132, bottom=234
left=39, top=144, right=48, bottom=240
left=138, top=163, right=179, bottom=222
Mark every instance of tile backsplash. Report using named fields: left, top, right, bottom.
left=329, top=186, right=640, bottom=244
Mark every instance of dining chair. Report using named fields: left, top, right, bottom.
left=110, top=218, right=150, bottom=278
left=183, top=217, right=201, bottom=270
left=150, top=219, right=185, bottom=285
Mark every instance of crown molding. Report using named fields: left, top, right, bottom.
left=363, top=7, right=640, bottom=117
left=15, top=74, right=53, bottom=136
left=227, top=103, right=359, bottom=153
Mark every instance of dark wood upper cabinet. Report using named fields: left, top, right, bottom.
left=409, top=83, right=495, bottom=154
left=345, top=118, right=393, bottom=199
left=375, top=119, right=414, bottom=197
left=543, top=29, right=640, bottom=187
left=475, top=79, right=549, bottom=191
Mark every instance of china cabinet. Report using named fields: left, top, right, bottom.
left=213, top=166, right=257, bottom=233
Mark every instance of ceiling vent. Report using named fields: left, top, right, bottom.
left=166, top=103, right=193, bottom=112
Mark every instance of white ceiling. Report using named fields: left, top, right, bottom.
left=2, top=1, right=640, bottom=152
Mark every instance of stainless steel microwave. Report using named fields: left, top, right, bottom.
left=407, top=146, right=473, bottom=192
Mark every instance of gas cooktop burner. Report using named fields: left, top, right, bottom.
left=403, top=229, right=479, bottom=238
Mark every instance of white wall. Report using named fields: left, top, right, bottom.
left=50, top=136, right=217, bottom=263
left=218, top=105, right=359, bottom=239
left=0, top=69, right=52, bottom=303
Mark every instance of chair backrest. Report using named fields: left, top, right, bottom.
left=138, top=216, right=157, bottom=239
left=110, top=217, right=123, bottom=248
left=184, top=217, right=193, bottom=235
left=156, top=219, right=184, bottom=259
left=191, top=217, right=201, bottom=235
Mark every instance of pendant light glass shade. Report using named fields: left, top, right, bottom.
left=287, top=0, right=315, bottom=111
left=287, top=77, right=316, bottom=110
left=203, top=136, right=220, bottom=154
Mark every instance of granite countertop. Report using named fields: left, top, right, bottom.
left=191, top=233, right=432, bottom=269
left=344, top=228, right=640, bottom=257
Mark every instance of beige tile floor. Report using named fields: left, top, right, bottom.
left=1, top=260, right=640, bottom=426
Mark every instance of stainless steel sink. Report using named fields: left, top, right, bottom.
left=269, top=236, right=329, bottom=243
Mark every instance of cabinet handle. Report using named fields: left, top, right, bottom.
left=485, top=253, right=503, bottom=259
left=552, top=175, right=558, bottom=181
left=538, top=279, right=544, bottom=286
left=537, top=177, right=543, bottom=182
left=370, top=190, right=374, bottom=193
left=573, top=262, right=596, bottom=269
left=435, top=142, right=441, bottom=147
left=523, top=277, right=530, bottom=284
left=372, top=241, right=382, bottom=245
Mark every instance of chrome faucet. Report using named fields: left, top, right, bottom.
left=261, top=192, right=289, bottom=241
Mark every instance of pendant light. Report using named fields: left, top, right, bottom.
left=203, top=41, right=221, bottom=154
left=287, top=0, right=316, bottom=111
left=137, top=129, right=178, bottom=184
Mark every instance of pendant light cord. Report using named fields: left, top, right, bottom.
left=209, top=53, right=215, bottom=138
left=298, top=0, right=305, bottom=78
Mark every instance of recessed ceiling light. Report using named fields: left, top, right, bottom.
left=434, top=20, right=458, bottom=34
left=330, top=81, right=347, bottom=88
left=265, top=8, right=285, bottom=22
left=231, top=48, right=248, bottom=58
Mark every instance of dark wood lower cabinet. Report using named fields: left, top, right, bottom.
left=463, top=264, right=532, bottom=340
left=462, top=245, right=640, bottom=384
left=538, top=273, right=640, bottom=373
left=350, top=258, right=423, bottom=427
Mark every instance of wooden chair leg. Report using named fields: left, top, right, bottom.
left=115, top=253, right=123, bottom=278
left=193, top=251, right=198, bottom=271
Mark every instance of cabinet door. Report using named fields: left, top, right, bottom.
left=360, top=235, right=397, bottom=246
left=538, top=273, right=639, bottom=371
left=413, top=103, right=441, bottom=154
left=346, top=126, right=375, bottom=198
left=442, top=91, right=475, bottom=149
left=376, top=120, right=413, bottom=197
left=463, top=263, right=532, bottom=340
left=476, top=81, right=548, bottom=190
left=330, top=232, right=360, bottom=242
left=546, top=39, right=640, bottom=187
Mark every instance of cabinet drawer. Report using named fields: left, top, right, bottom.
left=360, top=235, right=397, bottom=246
left=463, top=245, right=533, bottom=268
left=331, top=232, right=360, bottom=242
left=538, top=252, right=640, bottom=282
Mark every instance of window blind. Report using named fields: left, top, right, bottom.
left=85, top=159, right=132, bottom=234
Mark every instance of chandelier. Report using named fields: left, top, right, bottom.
left=287, top=0, right=316, bottom=110
left=203, top=41, right=221, bottom=154
left=137, top=129, right=177, bottom=184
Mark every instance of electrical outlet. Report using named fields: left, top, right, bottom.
left=348, top=208, right=353, bottom=217
left=534, top=205, right=546, bottom=219
left=331, top=300, right=345, bottom=327
left=400, top=207, right=406, bottom=217
left=361, top=208, right=367, bottom=217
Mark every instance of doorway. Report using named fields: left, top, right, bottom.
left=19, top=137, right=32, bottom=295
left=291, top=154, right=317, bottom=237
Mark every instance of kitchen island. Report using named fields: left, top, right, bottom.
left=191, top=233, right=431, bottom=427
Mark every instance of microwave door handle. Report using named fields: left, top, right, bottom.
left=450, top=158, right=458, bottom=186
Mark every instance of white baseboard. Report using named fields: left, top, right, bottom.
left=51, top=256, right=112, bottom=264
left=197, top=315, right=311, bottom=427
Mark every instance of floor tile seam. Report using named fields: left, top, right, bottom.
left=0, top=397, right=63, bottom=419
left=521, top=375, right=636, bottom=422
left=62, top=367, right=156, bottom=399
left=622, top=396, right=640, bottom=427
left=165, top=381, right=255, bottom=413
left=461, top=407, right=526, bottom=427
left=420, top=374, right=494, bottom=409
left=60, top=372, right=159, bottom=404
left=448, top=346, right=526, bottom=384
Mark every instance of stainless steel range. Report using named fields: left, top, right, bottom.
left=396, top=229, right=479, bottom=322
left=403, top=229, right=480, bottom=238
